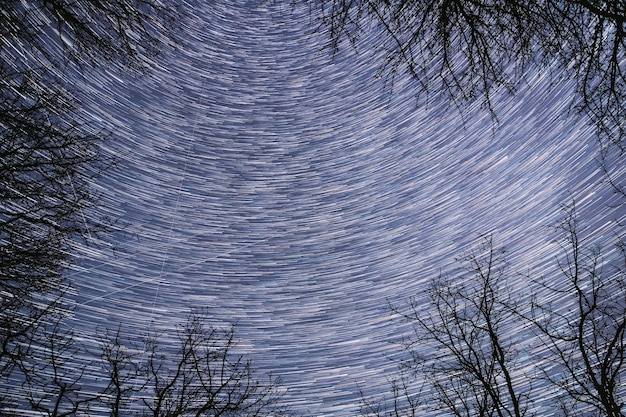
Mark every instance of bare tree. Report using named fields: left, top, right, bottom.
left=96, top=325, right=146, bottom=417
left=369, top=237, right=531, bottom=417
left=358, top=365, right=420, bottom=417
left=96, top=312, right=293, bottom=417
left=0, top=0, right=180, bottom=411
left=305, top=0, right=626, bottom=143
left=23, top=310, right=97, bottom=416
left=1, top=0, right=179, bottom=72
left=365, top=207, right=626, bottom=416
left=0, top=63, right=104, bottom=412
left=529, top=207, right=626, bottom=417
left=98, top=325, right=147, bottom=417
left=5, top=311, right=295, bottom=416
left=0, top=284, right=104, bottom=416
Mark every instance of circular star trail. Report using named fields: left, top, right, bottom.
left=67, top=1, right=623, bottom=415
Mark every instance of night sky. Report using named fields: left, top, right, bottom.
left=66, top=1, right=624, bottom=415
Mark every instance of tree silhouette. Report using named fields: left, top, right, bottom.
left=5, top=312, right=294, bottom=416
left=366, top=209, right=626, bottom=416
left=0, top=61, right=104, bottom=412
left=20, top=305, right=97, bottom=416
left=367, top=236, right=530, bottom=417
left=0, top=0, right=180, bottom=411
left=306, top=1, right=626, bottom=145
left=1, top=0, right=178, bottom=71
left=529, top=207, right=626, bottom=417
left=134, top=314, right=291, bottom=417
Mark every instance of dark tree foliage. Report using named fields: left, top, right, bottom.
left=305, top=0, right=626, bottom=144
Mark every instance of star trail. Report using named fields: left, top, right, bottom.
left=59, top=1, right=626, bottom=415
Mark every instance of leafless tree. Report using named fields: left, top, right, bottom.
left=97, top=325, right=147, bottom=417
left=5, top=311, right=295, bottom=416
left=1, top=0, right=179, bottom=72
left=23, top=311, right=97, bottom=416
left=365, top=208, right=626, bottom=416
left=96, top=312, right=293, bottom=417
left=0, top=0, right=180, bottom=411
left=367, top=236, right=531, bottom=417
left=0, top=63, right=104, bottom=413
left=358, top=365, right=420, bottom=417
left=305, top=0, right=626, bottom=143
left=0, top=286, right=102, bottom=416
left=529, top=207, right=626, bottom=417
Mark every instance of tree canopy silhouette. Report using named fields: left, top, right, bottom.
left=361, top=209, right=626, bottom=417
left=1, top=0, right=178, bottom=70
left=306, top=1, right=626, bottom=146
left=0, top=0, right=180, bottom=411
left=8, top=312, right=294, bottom=416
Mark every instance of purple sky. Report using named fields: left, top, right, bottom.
left=67, top=1, right=624, bottom=414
